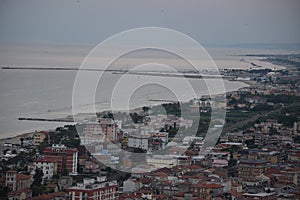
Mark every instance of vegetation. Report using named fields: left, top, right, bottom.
left=293, top=135, right=300, bottom=144
left=30, top=168, right=44, bottom=196
left=162, top=102, right=181, bottom=117
left=38, top=125, right=81, bottom=153
left=129, top=112, right=144, bottom=123
left=102, top=112, right=114, bottom=120
left=0, top=186, right=9, bottom=200
left=245, top=139, right=257, bottom=149
left=266, top=95, right=300, bottom=104
left=1, top=150, right=37, bottom=172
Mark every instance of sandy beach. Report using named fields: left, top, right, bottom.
left=0, top=131, right=34, bottom=155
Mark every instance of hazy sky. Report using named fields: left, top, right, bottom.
left=0, top=0, right=300, bottom=46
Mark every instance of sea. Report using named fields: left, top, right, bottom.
left=0, top=43, right=297, bottom=139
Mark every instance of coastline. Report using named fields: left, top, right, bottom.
left=0, top=79, right=251, bottom=142
left=0, top=131, right=34, bottom=156
left=1, top=50, right=291, bottom=141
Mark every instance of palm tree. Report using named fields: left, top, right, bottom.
left=20, top=137, right=24, bottom=147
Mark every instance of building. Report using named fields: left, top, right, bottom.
left=191, top=183, right=223, bottom=199
left=6, top=170, right=17, bottom=191
left=82, top=119, right=118, bottom=144
left=100, top=118, right=118, bottom=143
left=243, top=192, right=276, bottom=200
left=83, top=160, right=100, bottom=173
left=82, top=122, right=105, bottom=145
left=43, top=144, right=78, bottom=174
left=147, top=155, right=177, bottom=169
left=148, top=132, right=169, bottom=152
left=67, top=178, right=119, bottom=200
left=128, top=134, right=149, bottom=150
left=8, top=188, right=32, bottom=200
left=238, top=159, right=268, bottom=184
left=35, top=157, right=58, bottom=180
left=123, top=179, right=142, bottom=192
left=33, top=131, right=49, bottom=146
left=5, top=170, right=31, bottom=192
left=58, top=176, right=73, bottom=191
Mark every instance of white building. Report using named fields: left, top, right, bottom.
left=146, top=155, right=177, bottom=169
left=182, top=136, right=203, bottom=146
left=35, top=157, right=57, bottom=180
left=128, top=134, right=149, bottom=150
left=123, top=179, right=142, bottom=192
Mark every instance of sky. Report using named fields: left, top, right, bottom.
left=0, top=0, right=300, bottom=46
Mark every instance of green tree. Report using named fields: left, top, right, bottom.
left=294, top=135, right=300, bottom=144
left=31, top=168, right=44, bottom=196
left=228, top=159, right=237, bottom=167
left=11, top=149, right=17, bottom=154
left=20, top=137, right=24, bottom=147
left=108, top=112, right=114, bottom=120
left=32, top=168, right=43, bottom=187
left=0, top=186, right=9, bottom=200
left=62, top=139, right=80, bottom=148
left=130, top=112, right=143, bottom=123
left=142, top=106, right=150, bottom=113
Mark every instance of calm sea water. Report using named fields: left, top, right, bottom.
left=0, top=69, right=248, bottom=139
left=0, top=44, right=294, bottom=139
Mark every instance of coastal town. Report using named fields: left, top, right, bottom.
left=0, top=53, right=300, bottom=200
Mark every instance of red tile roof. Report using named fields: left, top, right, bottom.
left=191, top=183, right=223, bottom=189
left=119, top=193, right=142, bottom=200
left=140, top=178, right=153, bottom=184
left=17, top=173, right=31, bottom=180
left=8, top=188, right=32, bottom=196
left=35, top=156, right=58, bottom=163
left=29, top=191, right=68, bottom=200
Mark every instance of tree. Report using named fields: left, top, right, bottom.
left=20, top=137, right=24, bottom=147
left=245, top=139, right=257, bottom=149
left=3, top=149, right=8, bottom=155
left=142, top=106, right=150, bottom=113
left=62, top=139, right=80, bottom=148
left=107, top=112, right=114, bottom=120
left=130, top=112, right=143, bottom=123
left=11, top=149, right=17, bottom=154
left=228, top=159, right=237, bottom=167
left=31, top=168, right=44, bottom=196
left=32, top=168, right=44, bottom=187
left=294, top=135, right=300, bottom=144
left=0, top=186, right=9, bottom=200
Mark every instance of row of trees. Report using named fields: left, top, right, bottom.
left=38, top=125, right=81, bottom=153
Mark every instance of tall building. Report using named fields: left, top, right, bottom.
left=238, top=159, right=268, bottom=183
left=6, top=170, right=17, bottom=191
left=67, top=178, right=119, bottom=200
left=43, top=144, right=78, bottom=175
left=83, top=119, right=118, bottom=144
left=82, top=122, right=105, bottom=145
left=100, top=118, right=117, bottom=143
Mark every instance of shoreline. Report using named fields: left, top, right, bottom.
left=0, top=79, right=252, bottom=142
left=0, top=131, right=34, bottom=149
